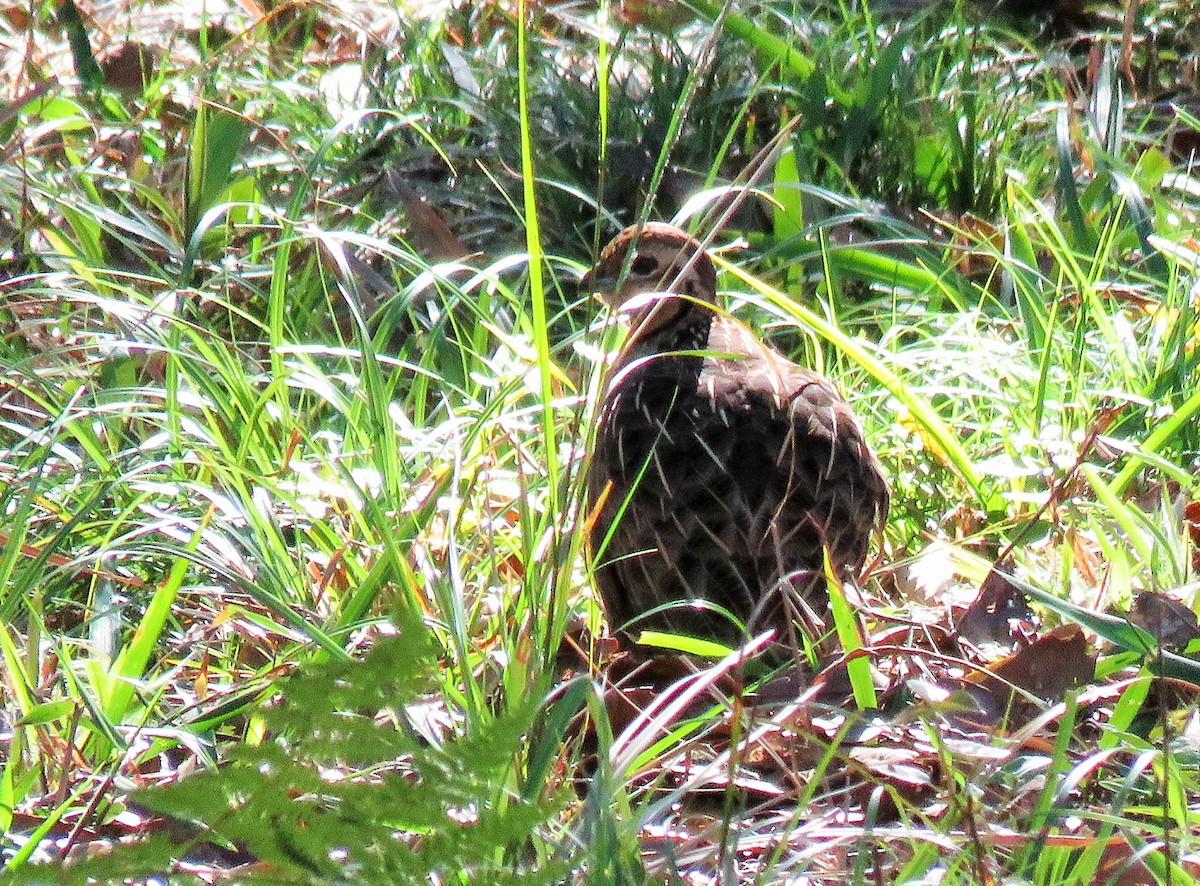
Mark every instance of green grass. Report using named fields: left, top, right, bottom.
left=2, top=0, right=1199, bottom=882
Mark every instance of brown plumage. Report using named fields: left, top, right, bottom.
left=582, top=222, right=888, bottom=652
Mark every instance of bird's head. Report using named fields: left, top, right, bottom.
left=580, top=222, right=718, bottom=309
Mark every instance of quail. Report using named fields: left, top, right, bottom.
left=582, top=222, right=888, bottom=653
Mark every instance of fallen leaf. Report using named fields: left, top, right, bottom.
left=1186, top=499, right=1200, bottom=570
left=614, top=0, right=697, bottom=31
left=384, top=170, right=470, bottom=261
left=965, top=625, right=1095, bottom=727
left=99, top=41, right=154, bottom=92
left=1126, top=590, right=1200, bottom=651
left=957, top=558, right=1036, bottom=646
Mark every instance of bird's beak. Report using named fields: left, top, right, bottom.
left=580, top=268, right=620, bottom=303
left=581, top=268, right=616, bottom=291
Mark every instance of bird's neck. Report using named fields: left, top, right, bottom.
left=621, top=295, right=714, bottom=363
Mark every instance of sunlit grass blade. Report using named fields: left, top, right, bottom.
left=685, top=0, right=815, bottom=82
left=826, top=551, right=876, bottom=711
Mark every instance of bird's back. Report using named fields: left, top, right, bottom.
left=589, top=309, right=887, bottom=649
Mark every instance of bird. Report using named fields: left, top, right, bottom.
left=582, top=222, right=888, bottom=654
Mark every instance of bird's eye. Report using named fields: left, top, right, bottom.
left=631, top=254, right=659, bottom=276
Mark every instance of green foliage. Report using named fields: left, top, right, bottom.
left=184, top=99, right=252, bottom=264
left=34, top=613, right=571, bottom=885
left=57, top=0, right=103, bottom=91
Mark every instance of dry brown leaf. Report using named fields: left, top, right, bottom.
left=957, top=558, right=1036, bottom=646
left=1126, top=590, right=1200, bottom=651
left=613, top=0, right=697, bottom=31
left=383, top=171, right=470, bottom=261
left=1186, top=498, right=1200, bottom=571
left=1068, top=527, right=1101, bottom=587
left=948, top=213, right=1003, bottom=281
left=99, top=42, right=154, bottom=92
left=965, top=625, right=1095, bottom=727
